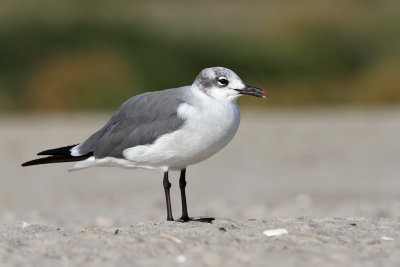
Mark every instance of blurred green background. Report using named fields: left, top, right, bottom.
left=1, top=0, right=399, bottom=111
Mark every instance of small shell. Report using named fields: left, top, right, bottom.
left=263, top=228, right=289, bottom=237
left=160, top=233, right=183, bottom=244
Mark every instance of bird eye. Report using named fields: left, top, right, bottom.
left=217, top=77, right=229, bottom=86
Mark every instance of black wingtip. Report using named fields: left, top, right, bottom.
left=21, top=156, right=56, bottom=167
left=21, top=153, right=93, bottom=167
left=37, top=144, right=79, bottom=156
left=21, top=162, right=30, bottom=167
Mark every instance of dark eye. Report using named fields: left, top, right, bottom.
left=217, top=77, right=229, bottom=86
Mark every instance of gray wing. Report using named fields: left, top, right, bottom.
left=77, top=87, right=187, bottom=159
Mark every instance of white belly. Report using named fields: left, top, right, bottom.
left=122, top=100, right=240, bottom=171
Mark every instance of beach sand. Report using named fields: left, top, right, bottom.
left=1, top=109, right=399, bottom=266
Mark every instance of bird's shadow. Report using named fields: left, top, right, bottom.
left=177, top=217, right=215, bottom=223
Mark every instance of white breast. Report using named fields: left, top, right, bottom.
left=123, top=95, right=240, bottom=171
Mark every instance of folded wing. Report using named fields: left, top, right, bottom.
left=75, top=88, right=187, bottom=159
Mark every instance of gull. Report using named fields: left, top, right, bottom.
left=22, top=67, right=267, bottom=222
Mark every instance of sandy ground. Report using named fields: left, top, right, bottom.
left=1, top=108, right=400, bottom=266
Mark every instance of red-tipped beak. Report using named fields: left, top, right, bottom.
left=262, top=91, right=268, bottom=98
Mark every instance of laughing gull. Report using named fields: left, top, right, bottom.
left=22, top=67, right=267, bottom=222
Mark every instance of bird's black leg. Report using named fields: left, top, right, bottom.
left=163, top=171, right=174, bottom=221
left=179, top=168, right=190, bottom=221
left=178, top=169, right=214, bottom=223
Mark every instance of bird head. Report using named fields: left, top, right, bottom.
left=193, top=67, right=267, bottom=101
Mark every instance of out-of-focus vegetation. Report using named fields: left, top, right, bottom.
left=0, top=0, right=399, bottom=111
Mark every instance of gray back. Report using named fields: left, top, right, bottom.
left=77, top=87, right=189, bottom=159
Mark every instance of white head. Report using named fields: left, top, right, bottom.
left=192, top=67, right=267, bottom=101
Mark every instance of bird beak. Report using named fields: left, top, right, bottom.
left=235, top=85, right=267, bottom=98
